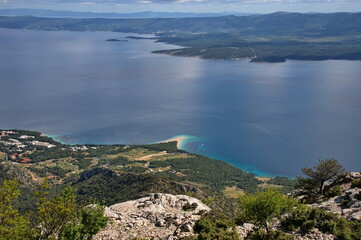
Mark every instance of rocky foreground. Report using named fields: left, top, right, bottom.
left=311, top=172, right=361, bottom=221
left=94, top=172, right=361, bottom=240
left=94, top=193, right=210, bottom=240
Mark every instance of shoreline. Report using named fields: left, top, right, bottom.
left=1, top=128, right=277, bottom=177
left=159, top=136, right=187, bottom=149
left=159, top=134, right=276, bottom=178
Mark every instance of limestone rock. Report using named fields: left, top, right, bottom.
left=295, top=229, right=334, bottom=240
left=310, top=172, right=361, bottom=221
left=94, top=193, right=210, bottom=240
left=237, top=223, right=254, bottom=239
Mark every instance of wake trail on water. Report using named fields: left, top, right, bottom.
left=244, top=122, right=289, bottom=146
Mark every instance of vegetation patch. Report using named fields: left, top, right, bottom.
left=182, top=202, right=198, bottom=211
left=223, top=186, right=245, bottom=199
left=351, top=178, right=361, bottom=188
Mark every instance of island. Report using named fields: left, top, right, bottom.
left=105, top=38, right=128, bottom=42
left=1, top=12, right=361, bottom=62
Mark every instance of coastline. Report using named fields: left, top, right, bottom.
left=159, top=135, right=187, bottom=149
left=158, top=134, right=276, bottom=178
left=1, top=128, right=276, bottom=177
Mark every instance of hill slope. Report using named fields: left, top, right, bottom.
left=1, top=13, right=361, bottom=62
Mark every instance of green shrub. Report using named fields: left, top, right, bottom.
left=246, top=229, right=294, bottom=240
left=239, top=188, right=297, bottom=231
left=325, top=185, right=342, bottom=198
left=349, top=221, right=361, bottom=240
left=267, top=177, right=296, bottom=193
left=280, top=205, right=356, bottom=238
left=104, top=156, right=129, bottom=166
left=351, top=179, right=361, bottom=188
left=320, top=220, right=337, bottom=234
left=300, top=220, right=316, bottom=235
left=334, top=218, right=353, bottom=240
left=59, top=204, right=108, bottom=240
left=126, top=166, right=147, bottom=173
left=182, top=203, right=198, bottom=211
left=245, top=229, right=267, bottom=240
left=193, top=211, right=239, bottom=240
left=203, top=196, right=213, bottom=206
left=341, top=198, right=351, bottom=207
left=75, top=158, right=92, bottom=169
left=355, top=192, right=361, bottom=201
left=281, top=205, right=312, bottom=231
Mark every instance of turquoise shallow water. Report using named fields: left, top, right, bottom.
left=1, top=28, right=361, bottom=177
left=170, top=135, right=277, bottom=177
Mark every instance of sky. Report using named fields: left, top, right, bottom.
left=0, top=0, right=361, bottom=14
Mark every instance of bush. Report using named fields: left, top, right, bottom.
left=341, top=198, right=351, bottom=207
left=281, top=205, right=311, bottom=231
left=193, top=211, right=239, bottom=240
left=59, top=204, right=108, bottom=240
left=300, top=220, right=316, bottom=235
left=75, top=158, right=92, bottom=169
left=183, top=203, right=198, bottom=211
left=355, top=192, right=361, bottom=201
left=246, top=229, right=294, bottom=240
left=239, top=188, right=297, bottom=231
left=325, top=185, right=342, bottom=198
left=267, top=177, right=295, bottom=193
left=334, top=218, right=353, bottom=240
left=281, top=206, right=347, bottom=235
left=281, top=205, right=361, bottom=239
left=349, top=221, right=361, bottom=240
left=0, top=180, right=107, bottom=240
left=99, top=156, right=129, bottom=166
left=351, top=179, right=361, bottom=188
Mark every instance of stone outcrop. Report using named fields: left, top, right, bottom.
left=311, top=172, right=361, bottom=221
left=94, top=193, right=210, bottom=240
left=236, top=223, right=254, bottom=239
left=294, top=229, right=334, bottom=240
left=236, top=223, right=335, bottom=240
left=94, top=172, right=360, bottom=240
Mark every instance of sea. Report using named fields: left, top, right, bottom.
left=1, top=28, right=361, bottom=177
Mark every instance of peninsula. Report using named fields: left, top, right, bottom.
left=1, top=12, right=361, bottom=62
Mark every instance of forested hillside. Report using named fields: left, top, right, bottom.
left=1, top=12, right=361, bottom=62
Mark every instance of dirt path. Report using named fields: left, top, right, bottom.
left=136, top=151, right=168, bottom=161
left=28, top=169, right=55, bottom=181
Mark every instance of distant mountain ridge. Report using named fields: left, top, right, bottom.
left=1, top=12, right=361, bottom=62
left=0, top=8, right=257, bottom=18
left=0, top=12, right=360, bottom=36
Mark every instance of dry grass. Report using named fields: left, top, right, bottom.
left=223, top=186, right=245, bottom=199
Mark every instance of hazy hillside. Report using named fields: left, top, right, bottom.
left=0, top=12, right=361, bottom=36
left=1, top=12, right=361, bottom=62
left=0, top=8, right=255, bottom=18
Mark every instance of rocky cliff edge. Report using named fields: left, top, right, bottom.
left=94, top=193, right=210, bottom=240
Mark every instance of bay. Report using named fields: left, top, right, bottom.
left=1, top=28, right=361, bottom=177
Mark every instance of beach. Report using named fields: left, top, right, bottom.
left=160, top=136, right=186, bottom=149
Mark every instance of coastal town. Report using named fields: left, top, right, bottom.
left=0, top=130, right=58, bottom=163
left=0, top=130, right=92, bottom=163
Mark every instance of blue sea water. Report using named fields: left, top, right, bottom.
left=1, top=28, right=361, bottom=177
